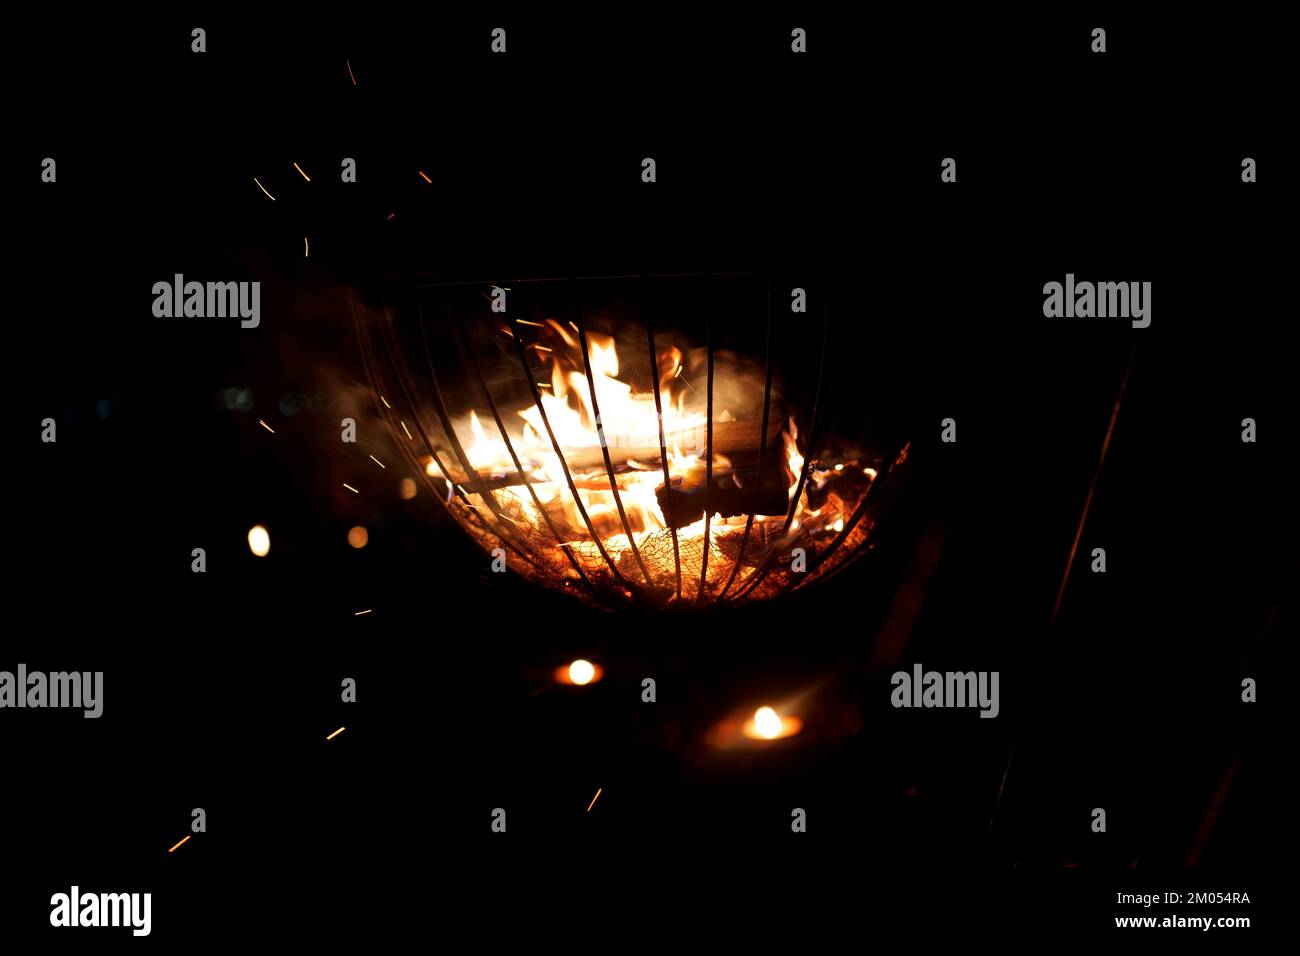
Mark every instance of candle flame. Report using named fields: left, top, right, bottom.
left=247, top=524, right=271, bottom=557
left=753, top=706, right=783, bottom=739
left=568, top=659, right=596, bottom=685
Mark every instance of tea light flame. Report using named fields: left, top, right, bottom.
left=247, top=524, right=271, bottom=557
left=568, top=659, right=596, bottom=685
left=753, top=706, right=783, bottom=739
left=554, top=659, right=604, bottom=686
left=739, top=705, right=803, bottom=741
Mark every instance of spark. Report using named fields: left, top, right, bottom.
left=369, top=454, right=386, bottom=469
left=500, top=326, right=515, bottom=338
left=380, top=395, right=392, bottom=409
left=168, top=835, right=191, bottom=853
left=253, top=178, right=276, bottom=201
left=568, top=320, right=579, bottom=333
left=516, top=319, right=544, bottom=328
left=346, top=59, right=357, bottom=86
left=537, top=381, right=553, bottom=390
left=326, top=727, right=346, bottom=740
left=293, top=162, right=311, bottom=182
left=399, top=420, right=412, bottom=440
left=529, top=344, right=553, bottom=353
left=258, top=419, right=275, bottom=434
left=587, top=787, right=603, bottom=812
left=386, top=212, right=396, bottom=220
left=343, top=483, right=359, bottom=494
left=304, top=236, right=309, bottom=257
left=418, top=170, right=432, bottom=184
left=354, top=609, right=372, bottom=616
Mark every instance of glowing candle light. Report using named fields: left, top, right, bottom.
left=740, top=705, right=802, bottom=741
left=753, top=706, right=783, bottom=739
left=568, top=659, right=596, bottom=685
left=554, top=659, right=604, bottom=686
left=247, top=524, right=271, bottom=557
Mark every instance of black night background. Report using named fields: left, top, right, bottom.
left=6, top=10, right=1291, bottom=943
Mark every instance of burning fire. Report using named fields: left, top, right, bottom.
left=417, top=317, right=880, bottom=603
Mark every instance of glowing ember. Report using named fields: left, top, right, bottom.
left=247, top=524, right=271, bottom=557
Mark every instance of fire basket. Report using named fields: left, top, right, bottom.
left=352, top=271, right=910, bottom=609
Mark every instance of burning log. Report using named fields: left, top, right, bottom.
left=537, top=416, right=783, bottom=472
left=452, top=416, right=784, bottom=494
left=655, top=465, right=790, bottom=529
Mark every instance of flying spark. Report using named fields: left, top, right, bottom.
left=258, top=419, right=275, bottom=434
left=418, top=170, right=432, bottom=184
left=326, top=727, right=346, bottom=740
left=370, top=455, right=386, bottom=469
left=346, top=59, right=357, bottom=85
left=400, top=420, right=412, bottom=440
left=587, top=787, right=603, bottom=812
left=167, top=836, right=191, bottom=853
left=253, top=178, right=276, bottom=201
left=293, top=162, right=311, bottom=182
left=343, top=483, right=359, bottom=494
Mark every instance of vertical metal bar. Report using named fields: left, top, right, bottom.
left=350, top=287, right=456, bottom=512
left=360, top=287, right=525, bottom=559
left=573, top=281, right=655, bottom=588
left=779, top=439, right=894, bottom=595
left=696, top=273, right=714, bottom=600
left=644, top=278, right=683, bottom=600
left=728, top=280, right=831, bottom=601
left=449, top=306, right=596, bottom=596
left=718, top=272, right=774, bottom=598
left=414, top=289, right=545, bottom=567
left=507, top=314, right=633, bottom=593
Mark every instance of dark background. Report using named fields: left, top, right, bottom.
left=6, top=9, right=1292, bottom=942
